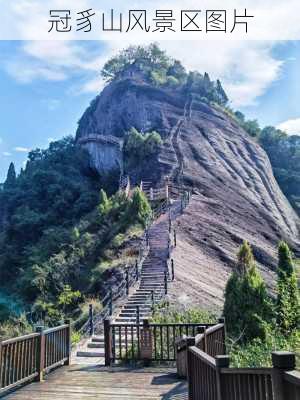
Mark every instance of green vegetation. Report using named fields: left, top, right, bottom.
left=101, top=43, right=228, bottom=107
left=101, top=43, right=187, bottom=87
left=123, top=127, right=163, bottom=169
left=225, top=240, right=300, bottom=368
left=276, top=241, right=300, bottom=334
left=234, top=112, right=300, bottom=215
left=229, top=327, right=300, bottom=368
left=186, top=72, right=228, bottom=106
left=224, top=241, right=272, bottom=342
left=0, top=138, right=152, bottom=337
left=151, top=303, right=216, bottom=325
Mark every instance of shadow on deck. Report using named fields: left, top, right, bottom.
left=3, top=365, right=188, bottom=400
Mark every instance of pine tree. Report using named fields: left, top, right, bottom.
left=216, top=79, right=229, bottom=106
left=98, top=189, right=111, bottom=216
left=203, top=72, right=211, bottom=92
left=4, top=162, right=16, bottom=189
left=224, top=241, right=271, bottom=342
left=276, top=241, right=300, bottom=334
left=278, top=241, right=294, bottom=278
left=130, top=188, right=152, bottom=227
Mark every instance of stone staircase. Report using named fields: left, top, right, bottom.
left=75, top=200, right=177, bottom=362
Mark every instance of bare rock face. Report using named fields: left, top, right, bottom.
left=76, top=78, right=300, bottom=308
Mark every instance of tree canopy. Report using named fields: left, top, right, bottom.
left=101, top=44, right=229, bottom=106
left=224, top=241, right=271, bottom=342
left=234, top=112, right=300, bottom=215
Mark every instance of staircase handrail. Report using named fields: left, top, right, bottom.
left=78, top=229, right=150, bottom=336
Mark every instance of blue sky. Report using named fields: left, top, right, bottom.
left=0, top=40, right=300, bottom=182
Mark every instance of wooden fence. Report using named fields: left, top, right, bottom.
left=104, top=318, right=215, bottom=366
left=0, top=322, right=71, bottom=395
left=180, top=322, right=300, bottom=400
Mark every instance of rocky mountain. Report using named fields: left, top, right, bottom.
left=76, top=73, right=300, bottom=309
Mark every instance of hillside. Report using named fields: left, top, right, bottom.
left=76, top=58, right=299, bottom=309
left=1, top=44, right=299, bottom=323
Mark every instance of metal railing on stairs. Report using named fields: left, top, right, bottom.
left=79, top=184, right=192, bottom=339
left=78, top=230, right=150, bottom=337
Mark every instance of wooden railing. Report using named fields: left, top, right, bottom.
left=181, top=321, right=300, bottom=400
left=0, top=322, right=71, bottom=395
left=104, top=318, right=215, bottom=366
left=176, top=321, right=226, bottom=379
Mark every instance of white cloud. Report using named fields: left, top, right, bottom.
left=5, top=60, right=66, bottom=83
left=14, top=147, right=30, bottom=153
left=0, top=38, right=287, bottom=107
left=2, top=152, right=12, bottom=157
left=79, top=77, right=105, bottom=94
left=277, top=118, right=300, bottom=135
left=159, top=41, right=283, bottom=107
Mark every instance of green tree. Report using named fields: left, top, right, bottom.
left=234, top=111, right=245, bottom=123
left=123, top=128, right=162, bottom=168
left=259, top=126, right=287, bottom=147
left=101, top=44, right=173, bottom=82
left=278, top=241, right=294, bottom=278
left=215, top=79, right=229, bottom=106
left=276, top=241, right=300, bottom=334
left=224, top=241, right=271, bottom=342
left=4, top=162, right=16, bottom=189
left=98, top=189, right=111, bottom=216
left=130, top=188, right=152, bottom=227
left=242, top=119, right=261, bottom=137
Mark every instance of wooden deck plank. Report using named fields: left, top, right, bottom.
left=3, top=365, right=188, bottom=400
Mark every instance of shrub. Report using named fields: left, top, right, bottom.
left=223, top=241, right=272, bottom=343
left=123, top=128, right=162, bottom=168
left=130, top=188, right=152, bottom=227
left=229, top=326, right=300, bottom=368
left=276, top=241, right=300, bottom=334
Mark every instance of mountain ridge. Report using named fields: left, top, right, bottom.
left=75, top=75, right=299, bottom=307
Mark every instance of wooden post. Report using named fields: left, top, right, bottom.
left=135, top=260, right=139, bottom=281
left=174, top=230, right=177, bottom=247
left=141, top=319, right=152, bottom=366
left=164, top=271, right=168, bottom=295
left=272, top=351, right=296, bottom=400
left=35, top=326, right=45, bottom=382
left=125, top=270, right=129, bottom=296
left=136, top=306, right=140, bottom=325
left=0, top=342, right=2, bottom=387
left=151, top=290, right=154, bottom=312
left=104, top=318, right=112, bottom=367
left=64, top=319, right=71, bottom=366
left=109, top=289, right=113, bottom=316
left=89, top=304, right=94, bottom=337
left=171, top=259, right=175, bottom=281
left=176, top=336, right=195, bottom=378
left=215, top=355, right=230, bottom=400
left=218, top=317, right=226, bottom=354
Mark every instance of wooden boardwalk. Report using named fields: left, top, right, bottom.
left=4, top=365, right=188, bottom=400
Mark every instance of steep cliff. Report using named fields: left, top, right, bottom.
left=76, top=77, right=300, bottom=309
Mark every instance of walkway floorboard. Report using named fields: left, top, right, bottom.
left=4, top=365, right=188, bottom=400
